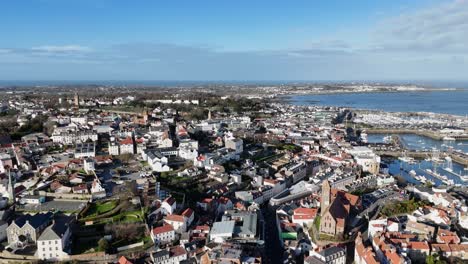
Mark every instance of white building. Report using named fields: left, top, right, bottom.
left=151, top=225, right=175, bottom=245
left=347, top=147, right=380, bottom=175
left=164, top=215, right=186, bottom=233
left=209, top=221, right=235, bottom=243
left=37, top=221, right=71, bottom=260
left=83, top=158, right=95, bottom=174
left=225, top=137, right=243, bottom=154
left=161, top=197, right=177, bottom=215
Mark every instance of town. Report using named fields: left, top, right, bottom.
left=0, top=86, right=466, bottom=264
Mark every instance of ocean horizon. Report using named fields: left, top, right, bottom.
left=1, top=79, right=468, bottom=89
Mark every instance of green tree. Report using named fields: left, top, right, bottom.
left=97, top=238, right=109, bottom=252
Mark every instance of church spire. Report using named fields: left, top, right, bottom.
left=7, top=168, right=15, bottom=204
left=321, top=179, right=331, bottom=211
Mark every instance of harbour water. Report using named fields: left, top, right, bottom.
left=289, top=90, right=468, bottom=116
left=367, top=134, right=468, bottom=154
left=387, top=159, right=467, bottom=187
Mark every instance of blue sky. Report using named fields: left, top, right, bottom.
left=1, top=0, right=467, bottom=81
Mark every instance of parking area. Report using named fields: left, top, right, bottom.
left=22, top=199, right=87, bottom=213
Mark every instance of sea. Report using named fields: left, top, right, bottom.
left=288, top=90, right=468, bottom=116
left=369, top=134, right=467, bottom=186
left=288, top=89, right=468, bottom=186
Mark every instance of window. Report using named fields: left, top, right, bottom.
left=55, top=240, right=58, bottom=244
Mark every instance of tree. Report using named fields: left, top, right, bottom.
left=97, top=238, right=109, bottom=252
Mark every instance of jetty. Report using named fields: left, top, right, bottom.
left=366, top=128, right=468, bottom=141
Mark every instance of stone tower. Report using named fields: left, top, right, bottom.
left=321, top=180, right=331, bottom=210
left=74, top=92, right=79, bottom=107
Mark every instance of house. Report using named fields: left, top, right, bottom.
left=306, top=246, right=347, bottom=264
left=144, top=149, right=171, bottom=172
left=197, top=198, right=215, bottom=212
left=216, top=197, right=233, bottom=215
left=436, top=229, right=460, bottom=244
left=161, top=197, right=177, bottom=215
left=119, top=137, right=135, bottom=155
left=164, top=214, right=186, bottom=233
left=118, top=256, right=134, bottom=264
left=151, top=225, right=175, bottom=245
left=355, top=232, right=380, bottom=264
left=150, top=246, right=187, bottom=264
left=7, top=212, right=53, bottom=246
left=37, top=217, right=73, bottom=260
left=72, top=184, right=88, bottom=194
left=83, top=158, right=95, bottom=173
left=181, top=208, right=194, bottom=227
left=225, top=137, right=243, bottom=154
left=74, top=143, right=96, bottom=158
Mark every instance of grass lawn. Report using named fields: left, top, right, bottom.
left=380, top=199, right=429, bottom=217
left=112, top=210, right=145, bottom=223
left=84, top=200, right=118, bottom=218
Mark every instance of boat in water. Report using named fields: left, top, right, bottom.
left=442, top=136, right=456, bottom=141
left=383, top=135, right=392, bottom=143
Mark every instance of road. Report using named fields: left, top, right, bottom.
left=262, top=205, right=284, bottom=264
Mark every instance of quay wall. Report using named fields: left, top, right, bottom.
left=366, top=128, right=468, bottom=140
left=376, top=151, right=468, bottom=166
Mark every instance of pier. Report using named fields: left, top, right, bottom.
left=375, top=150, right=468, bottom=166
left=366, top=128, right=468, bottom=141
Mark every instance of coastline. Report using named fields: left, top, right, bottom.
left=280, top=89, right=468, bottom=117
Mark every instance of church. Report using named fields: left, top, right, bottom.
left=319, top=180, right=360, bottom=238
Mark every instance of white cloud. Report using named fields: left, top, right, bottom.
left=373, top=0, right=468, bottom=53
left=31, top=45, right=91, bottom=53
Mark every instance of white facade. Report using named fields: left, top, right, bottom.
left=37, top=227, right=71, bottom=260
left=151, top=227, right=175, bottom=245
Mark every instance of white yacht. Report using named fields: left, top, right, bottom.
left=442, top=136, right=456, bottom=141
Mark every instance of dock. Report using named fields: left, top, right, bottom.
left=375, top=150, right=468, bottom=166
left=366, top=128, right=468, bottom=141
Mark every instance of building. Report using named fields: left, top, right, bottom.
left=74, top=143, right=96, bottom=158
left=306, top=246, right=347, bottom=264
left=161, top=196, right=177, bottom=215
left=83, top=158, right=95, bottom=173
left=164, top=214, right=186, bottom=233
left=7, top=213, right=53, bottom=247
left=347, top=147, right=380, bottom=175
left=151, top=225, right=175, bottom=245
left=210, top=220, right=235, bottom=243
left=150, top=246, right=187, bottom=264
left=37, top=217, right=73, bottom=260
left=225, top=137, right=243, bottom=154
left=319, top=180, right=359, bottom=238
left=355, top=232, right=380, bottom=264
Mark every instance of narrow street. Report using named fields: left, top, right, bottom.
left=262, top=205, right=283, bottom=264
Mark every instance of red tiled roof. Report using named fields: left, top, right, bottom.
left=182, top=208, right=194, bottom=218
left=293, top=207, right=318, bottom=217
left=120, top=137, right=133, bottom=145
left=118, top=256, right=134, bottom=264
left=409, top=241, right=430, bottom=251
left=152, top=224, right=174, bottom=235
left=163, top=196, right=176, bottom=206
left=165, top=214, right=185, bottom=222
left=293, top=214, right=315, bottom=220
